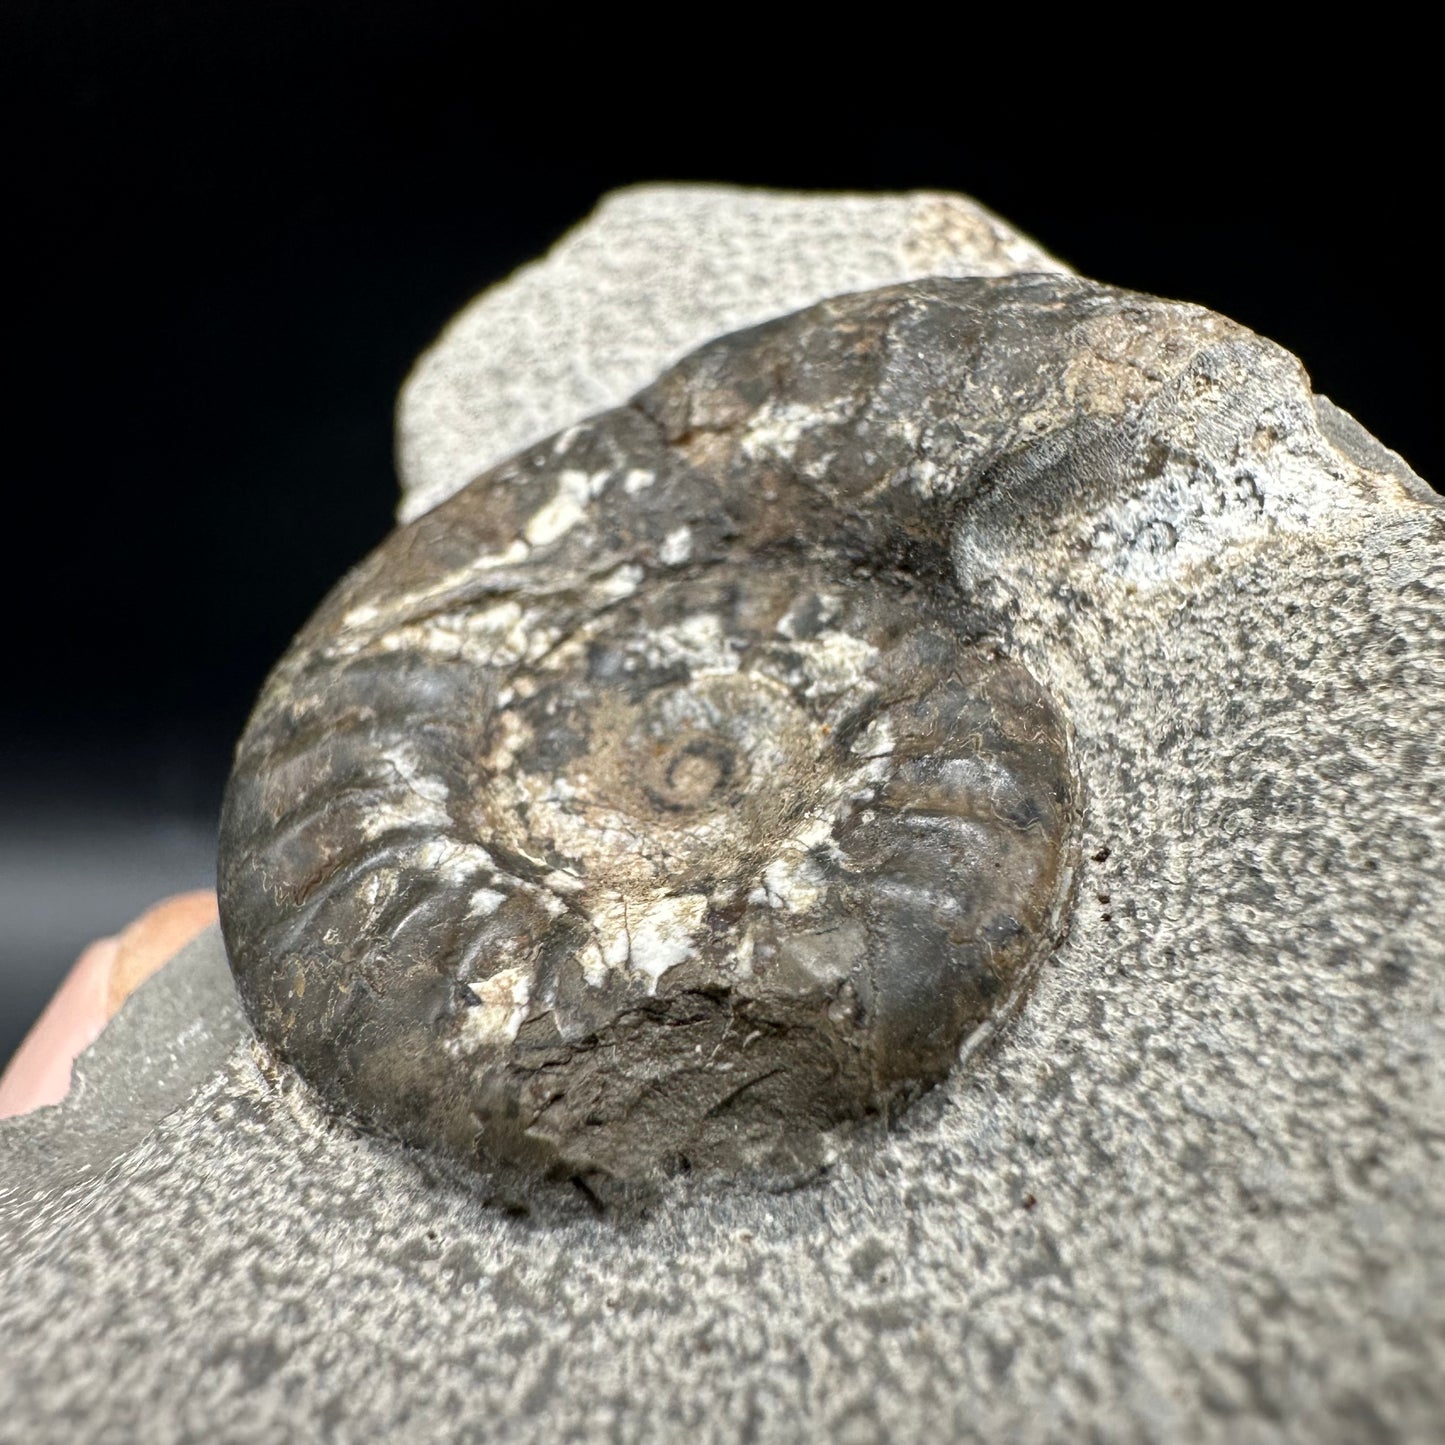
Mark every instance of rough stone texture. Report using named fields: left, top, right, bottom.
left=0, top=926, right=242, bottom=1208
left=395, top=184, right=1066, bottom=522
left=2, top=188, right=1442, bottom=1443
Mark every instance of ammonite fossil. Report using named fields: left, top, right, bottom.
left=219, top=275, right=1096, bottom=1185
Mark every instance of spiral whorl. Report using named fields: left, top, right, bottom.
left=219, top=277, right=1097, bottom=1184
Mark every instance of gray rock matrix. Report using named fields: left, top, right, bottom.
left=3, top=186, right=1441, bottom=1443
left=396, top=187, right=1064, bottom=522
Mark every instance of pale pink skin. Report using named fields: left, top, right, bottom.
left=0, top=891, right=219, bottom=1119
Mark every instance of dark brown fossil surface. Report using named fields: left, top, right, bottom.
left=213, top=274, right=1187, bottom=1185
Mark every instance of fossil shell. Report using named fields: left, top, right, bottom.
left=219, top=276, right=1088, bottom=1184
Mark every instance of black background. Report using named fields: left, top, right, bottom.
left=1, top=7, right=1436, bottom=1059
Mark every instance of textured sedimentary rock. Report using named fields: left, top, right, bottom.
left=3, top=188, right=1441, bottom=1443
left=396, top=185, right=1066, bottom=521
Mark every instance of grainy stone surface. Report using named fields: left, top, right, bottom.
left=2, top=188, right=1442, bottom=1444
left=0, top=927, right=241, bottom=1209
left=396, top=184, right=1066, bottom=522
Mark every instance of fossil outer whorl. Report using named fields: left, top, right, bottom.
left=218, top=275, right=1103, bottom=1184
